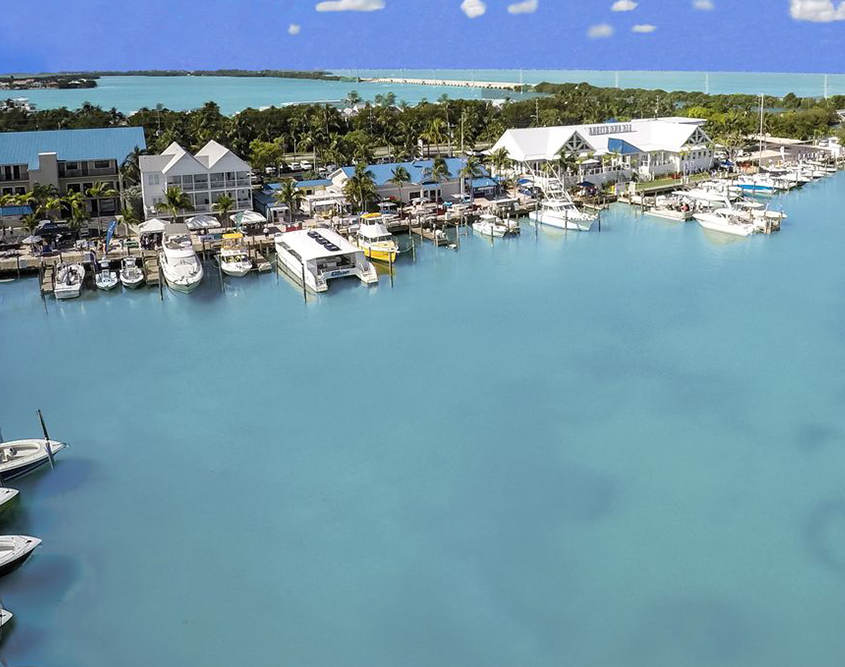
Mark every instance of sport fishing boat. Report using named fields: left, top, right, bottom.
left=0, top=535, right=41, bottom=578
left=0, top=439, right=67, bottom=482
left=219, top=233, right=253, bottom=277
left=119, top=257, right=145, bottom=289
left=53, top=263, right=85, bottom=299
left=528, top=197, right=597, bottom=231
left=472, top=213, right=508, bottom=238
left=355, top=214, right=400, bottom=263
left=94, top=259, right=119, bottom=291
left=734, top=175, right=783, bottom=194
left=693, top=209, right=755, bottom=237
left=159, top=234, right=203, bottom=293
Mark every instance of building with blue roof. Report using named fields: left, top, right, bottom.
left=0, top=127, right=146, bottom=218
left=328, top=158, right=494, bottom=204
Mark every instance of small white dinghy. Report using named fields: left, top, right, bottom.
left=119, top=257, right=145, bottom=289
left=0, top=535, right=40, bottom=578
left=0, top=439, right=67, bottom=482
left=95, top=259, right=119, bottom=291
left=0, top=488, right=19, bottom=513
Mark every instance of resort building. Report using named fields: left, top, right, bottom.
left=139, top=140, right=252, bottom=220
left=490, top=117, right=715, bottom=187
left=0, top=127, right=146, bottom=217
left=327, top=158, right=490, bottom=205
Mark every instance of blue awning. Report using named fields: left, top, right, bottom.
left=0, top=205, right=32, bottom=216
left=471, top=177, right=499, bottom=188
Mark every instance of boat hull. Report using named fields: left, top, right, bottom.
left=694, top=215, right=754, bottom=237
left=120, top=275, right=145, bottom=289
left=221, top=263, right=252, bottom=277
left=0, top=537, right=40, bottom=578
left=528, top=211, right=594, bottom=231
left=362, top=247, right=399, bottom=263
left=0, top=440, right=67, bottom=482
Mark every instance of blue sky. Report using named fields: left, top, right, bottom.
left=1, top=0, right=844, bottom=74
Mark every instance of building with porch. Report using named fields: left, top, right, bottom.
left=0, top=127, right=146, bottom=218
left=327, top=158, right=484, bottom=205
left=139, top=140, right=252, bottom=220
left=490, top=117, right=715, bottom=188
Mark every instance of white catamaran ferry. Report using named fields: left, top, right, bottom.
left=275, top=228, right=378, bottom=293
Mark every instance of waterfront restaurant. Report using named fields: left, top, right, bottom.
left=490, top=117, right=715, bottom=187
left=139, top=140, right=252, bottom=221
left=0, top=127, right=146, bottom=217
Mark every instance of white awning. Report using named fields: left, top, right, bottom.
left=186, top=214, right=222, bottom=230
left=231, top=210, right=267, bottom=225
left=138, top=218, right=168, bottom=235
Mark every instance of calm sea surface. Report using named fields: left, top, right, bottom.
left=1, top=175, right=845, bottom=666
left=13, top=70, right=845, bottom=114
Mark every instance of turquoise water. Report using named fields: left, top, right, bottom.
left=2, top=176, right=845, bottom=666
left=15, top=70, right=845, bottom=115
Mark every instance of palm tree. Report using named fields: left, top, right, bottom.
left=273, top=179, right=304, bottom=223
left=119, top=206, right=139, bottom=237
left=388, top=166, right=411, bottom=205
left=422, top=118, right=447, bottom=157
left=488, top=147, right=512, bottom=177
left=86, top=181, right=119, bottom=219
left=157, top=186, right=194, bottom=220
left=342, top=163, right=378, bottom=214
left=21, top=213, right=39, bottom=236
left=346, top=90, right=361, bottom=106
left=43, top=196, right=64, bottom=221
left=459, top=156, right=484, bottom=202
left=428, top=156, right=452, bottom=183
left=64, top=191, right=87, bottom=222
left=212, top=193, right=235, bottom=228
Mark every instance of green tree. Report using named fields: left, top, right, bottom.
left=212, top=193, right=235, bottom=227
left=342, top=163, right=378, bottom=214
left=86, top=181, right=119, bottom=218
left=157, top=186, right=194, bottom=220
left=273, top=179, right=304, bottom=223
left=459, top=156, right=484, bottom=202
left=388, top=166, right=411, bottom=204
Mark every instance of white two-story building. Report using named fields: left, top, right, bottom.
left=490, top=117, right=715, bottom=187
left=139, top=140, right=252, bottom=220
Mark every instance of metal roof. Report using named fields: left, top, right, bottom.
left=338, top=158, right=483, bottom=187
left=0, top=127, right=147, bottom=169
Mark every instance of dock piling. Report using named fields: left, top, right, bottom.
left=300, top=264, right=307, bottom=302
left=37, top=409, right=54, bottom=468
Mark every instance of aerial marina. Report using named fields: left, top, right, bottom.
left=4, top=3, right=845, bottom=662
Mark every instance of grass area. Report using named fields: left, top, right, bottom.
left=635, top=172, right=712, bottom=191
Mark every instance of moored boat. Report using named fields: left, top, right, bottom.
left=94, top=259, right=119, bottom=291
left=119, top=257, right=145, bottom=288
left=0, top=488, right=19, bottom=513
left=0, top=535, right=41, bottom=578
left=53, top=263, right=85, bottom=300
left=355, top=213, right=400, bottom=262
left=472, top=213, right=508, bottom=238
left=219, top=233, right=253, bottom=277
left=159, top=234, right=203, bottom=293
left=693, top=209, right=755, bottom=237
left=528, top=197, right=596, bottom=231
left=0, top=439, right=67, bottom=482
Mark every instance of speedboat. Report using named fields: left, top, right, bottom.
left=159, top=234, right=203, bottom=293
left=119, top=257, right=145, bottom=288
left=528, top=198, right=596, bottom=231
left=0, top=439, right=67, bottom=482
left=53, top=263, right=85, bottom=299
left=644, top=195, right=694, bottom=222
left=94, top=259, right=119, bottom=291
left=472, top=213, right=508, bottom=238
left=355, top=214, right=400, bottom=262
left=0, top=488, right=19, bottom=513
left=694, top=209, right=755, bottom=237
left=0, top=535, right=41, bottom=578
left=219, top=233, right=253, bottom=277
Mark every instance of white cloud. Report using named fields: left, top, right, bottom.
left=508, top=0, right=538, bottom=14
left=288, top=23, right=301, bottom=35
left=632, top=23, right=657, bottom=32
left=693, top=0, right=714, bottom=9
left=315, top=0, right=385, bottom=11
left=587, top=23, right=614, bottom=38
left=790, top=0, right=845, bottom=21
left=611, top=0, right=638, bottom=10
left=461, top=0, right=487, bottom=18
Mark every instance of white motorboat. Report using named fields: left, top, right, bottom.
left=219, top=233, right=253, bottom=277
left=275, top=228, right=378, bottom=293
left=53, top=263, right=85, bottom=299
left=0, top=488, right=19, bottom=513
left=0, top=439, right=67, bottom=482
left=159, top=234, right=203, bottom=293
left=94, top=259, right=119, bottom=291
left=119, top=257, right=145, bottom=288
left=694, top=209, right=755, bottom=237
left=644, top=195, right=694, bottom=222
left=528, top=198, right=596, bottom=231
left=472, top=213, right=508, bottom=238
left=0, top=535, right=41, bottom=578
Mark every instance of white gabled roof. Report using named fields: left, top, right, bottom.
left=490, top=118, right=710, bottom=162
left=139, top=140, right=251, bottom=176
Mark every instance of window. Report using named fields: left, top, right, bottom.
left=194, top=173, right=208, bottom=189
left=94, top=160, right=110, bottom=169
left=1, top=187, right=11, bottom=196
left=148, top=173, right=161, bottom=186
left=67, top=183, right=82, bottom=194
left=65, top=161, right=79, bottom=170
